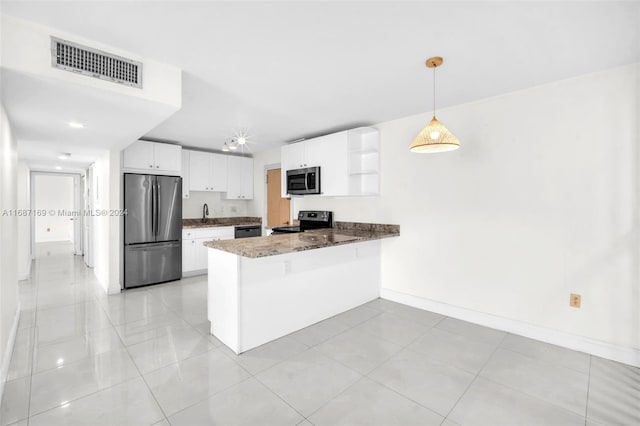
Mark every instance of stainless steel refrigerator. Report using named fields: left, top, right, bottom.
left=124, top=173, right=182, bottom=288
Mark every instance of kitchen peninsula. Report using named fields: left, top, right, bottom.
left=204, top=222, right=399, bottom=353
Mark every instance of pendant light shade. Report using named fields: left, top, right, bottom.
left=410, top=56, right=460, bottom=153
left=410, top=117, right=459, bottom=153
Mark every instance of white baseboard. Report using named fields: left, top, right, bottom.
left=381, top=288, right=640, bottom=368
left=0, top=303, right=21, bottom=405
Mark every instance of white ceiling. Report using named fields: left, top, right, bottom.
left=1, top=1, right=639, bottom=158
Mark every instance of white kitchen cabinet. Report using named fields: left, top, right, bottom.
left=280, top=127, right=379, bottom=197
left=224, top=156, right=253, bottom=200
left=182, top=227, right=234, bottom=276
left=189, top=151, right=228, bottom=192
left=123, top=140, right=181, bottom=175
left=154, top=143, right=182, bottom=173
left=281, top=142, right=307, bottom=172
left=280, top=140, right=313, bottom=197
left=189, top=151, right=210, bottom=191
left=182, top=239, right=196, bottom=272
left=311, top=131, right=348, bottom=196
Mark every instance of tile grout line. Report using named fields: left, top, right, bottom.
left=250, top=370, right=310, bottom=422
left=301, top=310, right=451, bottom=422
left=584, top=355, right=592, bottom=426
left=25, top=251, right=165, bottom=423
left=476, top=343, right=592, bottom=421
left=25, top=262, right=105, bottom=422
left=357, top=317, right=489, bottom=422
left=104, top=290, right=171, bottom=425
left=218, top=307, right=381, bottom=423
left=161, top=375, right=254, bottom=424
left=25, top=261, right=42, bottom=426
left=440, top=330, right=508, bottom=422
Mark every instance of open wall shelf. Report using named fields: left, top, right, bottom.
left=348, top=128, right=380, bottom=196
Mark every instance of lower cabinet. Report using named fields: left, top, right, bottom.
left=182, top=227, right=234, bottom=276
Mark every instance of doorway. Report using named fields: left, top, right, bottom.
left=266, top=168, right=291, bottom=227
left=31, top=172, right=83, bottom=257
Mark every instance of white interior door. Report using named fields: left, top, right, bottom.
left=84, top=166, right=94, bottom=267
left=73, top=174, right=83, bottom=255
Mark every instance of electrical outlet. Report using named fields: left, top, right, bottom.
left=570, top=293, right=581, bottom=308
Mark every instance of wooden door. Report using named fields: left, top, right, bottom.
left=267, top=168, right=290, bottom=227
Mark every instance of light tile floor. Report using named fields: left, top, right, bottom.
left=1, top=242, right=639, bottom=425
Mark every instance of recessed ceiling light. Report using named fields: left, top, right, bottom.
left=58, top=153, right=71, bottom=160
left=55, top=166, right=62, bottom=170
left=237, top=136, right=246, bottom=145
left=68, top=121, right=84, bottom=129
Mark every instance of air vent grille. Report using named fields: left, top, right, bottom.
left=51, top=37, right=142, bottom=88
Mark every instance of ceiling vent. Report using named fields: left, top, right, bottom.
left=51, top=37, right=142, bottom=88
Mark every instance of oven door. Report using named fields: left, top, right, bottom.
left=305, top=169, right=320, bottom=194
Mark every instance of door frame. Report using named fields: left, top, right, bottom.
left=30, top=171, right=84, bottom=257
left=263, top=163, right=293, bottom=231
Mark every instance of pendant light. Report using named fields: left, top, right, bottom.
left=410, top=56, right=460, bottom=153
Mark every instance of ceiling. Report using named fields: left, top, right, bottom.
left=1, top=1, right=639, bottom=159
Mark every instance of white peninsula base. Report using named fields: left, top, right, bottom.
left=207, top=240, right=381, bottom=354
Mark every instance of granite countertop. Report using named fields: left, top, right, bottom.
left=183, top=217, right=261, bottom=229
left=203, top=222, right=400, bottom=258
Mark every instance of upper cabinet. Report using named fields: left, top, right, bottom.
left=225, top=156, right=253, bottom=200
left=281, top=142, right=307, bottom=171
left=189, top=151, right=228, bottom=192
left=183, top=150, right=253, bottom=199
left=123, top=141, right=181, bottom=175
left=280, top=127, right=379, bottom=197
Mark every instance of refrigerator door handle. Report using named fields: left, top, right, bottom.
left=128, top=242, right=181, bottom=251
left=151, top=179, right=157, bottom=237
left=155, top=179, right=160, bottom=236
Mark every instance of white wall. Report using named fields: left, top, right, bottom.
left=294, top=64, right=640, bottom=355
left=91, top=148, right=122, bottom=294
left=33, top=174, right=74, bottom=242
left=183, top=191, right=249, bottom=219
left=0, top=104, right=19, bottom=401
left=17, top=161, right=30, bottom=279
left=248, top=147, right=282, bottom=231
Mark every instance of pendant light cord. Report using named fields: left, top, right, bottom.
left=432, top=65, right=436, bottom=119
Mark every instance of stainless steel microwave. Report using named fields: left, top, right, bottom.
left=286, top=166, right=321, bottom=195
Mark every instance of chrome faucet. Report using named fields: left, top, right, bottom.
left=202, top=203, right=209, bottom=223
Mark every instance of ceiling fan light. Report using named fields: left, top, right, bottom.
left=410, top=117, right=460, bottom=153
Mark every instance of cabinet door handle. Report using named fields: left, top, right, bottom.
left=149, top=165, right=153, bottom=168
left=156, top=165, right=159, bottom=168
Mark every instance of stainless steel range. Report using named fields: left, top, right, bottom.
left=271, top=210, right=333, bottom=234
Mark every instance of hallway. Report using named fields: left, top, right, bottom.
left=1, top=242, right=213, bottom=425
